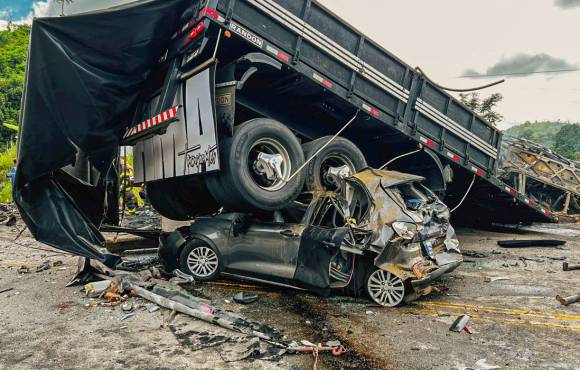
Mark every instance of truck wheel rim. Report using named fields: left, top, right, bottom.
left=367, top=270, right=405, bottom=307
left=321, top=155, right=355, bottom=190
left=187, top=246, right=218, bottom=277
left=249, top=138, right=291, bottom=192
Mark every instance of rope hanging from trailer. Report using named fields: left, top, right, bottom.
left=379, top=148, right=423, bottom=170
left=450, top=174, right=477, bottom=213
left=414, top=67, right=505, bottom=93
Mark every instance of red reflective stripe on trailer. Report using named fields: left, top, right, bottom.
left=504, top=186, right=516, bottom=195
left=322, top=79, right=333, bottom=89
left=124, top=106, right=180, bottom=140
left=419, top=137, right=434, bottom=148
left=277, top=51, right=290, bottom=62
left=471, top=166, right=484, bottom=176
left=200, top=7, right=219, bottom=20
left=370, top=107, right=380, bottom=117
left=446, top=152, right=460, bottom=162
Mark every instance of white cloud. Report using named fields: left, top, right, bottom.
left=0, top=1, right=49, bottom=29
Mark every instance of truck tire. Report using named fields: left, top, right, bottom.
left=206, top=118, right=305, bottom=211
left=302, top=136, right=367, bottom=191
left=147, top=176, right=219, bottom=221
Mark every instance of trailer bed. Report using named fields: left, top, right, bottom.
left=200, top=0, right=555, bottom=223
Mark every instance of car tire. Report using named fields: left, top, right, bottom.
left=147, top=176, right=220, bottom=221
left=302, top=136, right=367, bottom=192
left=179, top=239, right=221, bottom=281
left=365, top=268, right=406, bottom=307
left=206, top=118, right=305, bottom=211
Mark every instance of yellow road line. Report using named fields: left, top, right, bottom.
left=399, top=307, right=580, bottom=332
left=417, top=301, right=580, bottom=322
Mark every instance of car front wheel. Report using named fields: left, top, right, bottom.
left=366, top=268, right=406, bottom=307
left=179, top=239, right=221, bottom=281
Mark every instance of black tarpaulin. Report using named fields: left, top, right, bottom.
left=15, top=0, right=191, bottom=264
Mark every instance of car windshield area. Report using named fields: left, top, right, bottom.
left=308, top=182, right=371, bottom=229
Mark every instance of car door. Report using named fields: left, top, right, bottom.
left=224, top=220, right=307, bottom=282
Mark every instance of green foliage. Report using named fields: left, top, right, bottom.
left=0, top=144, right=17, bottom=202
left=553, top=124, right=580, bottom=160
left=506, top=121, right=580, bottom=160
left=0, top=25, right=30, bottom=150
left=459, top=92, right=504, bottom=126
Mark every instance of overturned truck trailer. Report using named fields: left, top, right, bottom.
left=16, top=0, right=555, bottom=263
left=499, top=138, right=579, bottom=222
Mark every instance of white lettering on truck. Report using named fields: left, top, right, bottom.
left=229, top=23, right=264, bottom=48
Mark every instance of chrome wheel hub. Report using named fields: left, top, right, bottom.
left=367, top=270, right=405, bottom=307
left=249, top=138, right=291, bottom=192
left=187, top=246, right=218, bottom=278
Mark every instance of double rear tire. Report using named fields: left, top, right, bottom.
left=302, top=136, right=367, bottom=192
left=147, top=119, right=368, bottom=217
left=206, top=118, right=306, bottom=211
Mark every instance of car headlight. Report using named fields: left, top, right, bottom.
left=392, top=222, right=418, bottom=240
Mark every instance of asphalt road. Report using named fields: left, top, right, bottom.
left=0, top=223, right=578, bottom=370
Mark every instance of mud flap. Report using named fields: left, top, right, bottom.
left=293, top=226, right=349, bottom=295
left=134, top=66, right=220, bottom=183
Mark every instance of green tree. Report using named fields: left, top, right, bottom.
left=0, top=25, right=30, bottom=150
left=459, top=92, right=504, bottom=126
left=553, top=124, right=580, bottom=160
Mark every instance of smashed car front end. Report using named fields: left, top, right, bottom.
left=345, top=170, right=463, bottom=299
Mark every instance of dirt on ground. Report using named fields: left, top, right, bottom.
left=0, top=219, right=579, bottom=370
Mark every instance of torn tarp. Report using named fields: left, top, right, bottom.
left=15, top=0, right=191, bottom=264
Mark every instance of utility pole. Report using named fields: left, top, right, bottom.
left=56, top=0, right=74, bottom=16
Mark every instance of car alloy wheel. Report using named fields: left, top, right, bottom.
left=367, top=269, right=405, bottom=307
left=186, top=246, right=219, bottom=278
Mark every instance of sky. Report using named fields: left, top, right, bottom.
left=1, top=0, right=580, bottom=129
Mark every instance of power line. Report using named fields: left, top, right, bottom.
left=460, top=68, right=580, bottom=78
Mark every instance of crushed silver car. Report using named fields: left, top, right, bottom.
left=159, top=169, right=462, bottom=307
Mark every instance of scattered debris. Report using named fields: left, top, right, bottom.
left=288, top=341, right=345, bottom=356
left=218, top=336, right=261, bottom=362
left=170, top=269, right=195, bottom=285
left=498, top=240, right=566, bottom=248
left=462, top=250, right=488, bottom=258
left=519, top=256, right=545, bottom=263
left=121, top=302, right=134, bottom=312
left=469, top=358, right=501, bottom=370
left=131, top=285, right=283, bottom=342
left=83, top=280, right=112, bottom=298
left=36, top=260, right=51, bottom=272
left=546, top=256, right=566, bottom=261
left=563, top=262, right=580, bottom=271
left=233, top=292, right=258, bottom=305
left=170, top=327, right=230, bottom=351
left=1, top=214, right=16, bottom=226
left=449, top=315, right=472, bottom=333
left=484, top=277, right=511, bottom=283
left=121, top=312, right=136, bottom=321
left=556, top=294, right=580, bottom=306
left=0, top=287, right=14, bottom=294
left=145, top=303, right=160, bottom=313
left=17, top=265, right=29, bottom=274
left=497, top=223, right=580, bottom=237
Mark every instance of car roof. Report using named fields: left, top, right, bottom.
left=349, top=169, right=425, bottom=189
